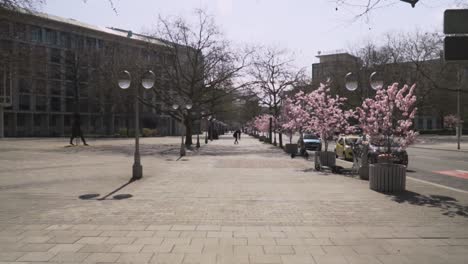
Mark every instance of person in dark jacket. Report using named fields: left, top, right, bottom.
left=233, top=130, right=240, bottom=144
left=69, top=113, right=88, bottom=146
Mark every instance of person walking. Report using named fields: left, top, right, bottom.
left=69, top=113, right=88, bottom=146
left=233, top=130, right=239, bottom=144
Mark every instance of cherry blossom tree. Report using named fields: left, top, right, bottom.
left=444, top=114, right=461, bottom=130
left=280, top=93, right=310, bottom=144
left=300, top=84, right=355, bottom=152
left=253, top=114, right=274, bottom=136
left=356, top=83, right=418, bottom=151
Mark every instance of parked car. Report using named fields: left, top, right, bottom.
left=299, top=133, right=322, bottom=151
left=335, top=135, right=359, bottom=161
left=353, top=137, right=409, bottom=166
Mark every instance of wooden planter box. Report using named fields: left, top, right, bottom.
left=314, top=151, right=336, bottom=170
left=284, top=143, right=298, bottom=154
left=369, top=163, right=406, bottom=193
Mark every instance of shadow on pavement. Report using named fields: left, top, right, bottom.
left=79, top=193, right=100, bottom=200
left=112, top=194, right=133, bottom=200
left=388, top=191, right=468, bottom=218
left=79, top=178, right=136, bottom=201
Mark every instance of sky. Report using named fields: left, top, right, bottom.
left=41, top=0, right=457, bottom=75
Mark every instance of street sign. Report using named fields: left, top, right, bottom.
left=444, top=9, right=468, bottom=62
left=444, top=9, right=468, bottom=34
left=444, top=36, right=468, bottom=61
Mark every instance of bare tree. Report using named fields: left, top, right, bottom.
left=0, top=0, right=44, bottom=11
left=144, top=9, right=251, bottom=145
left=248, top=47, right=305, bottom=147
left=0, top=0, right=116, bottom=13
left=334, top=0, right=468, bottom=22
left=348, top=30, right=467, bottom=128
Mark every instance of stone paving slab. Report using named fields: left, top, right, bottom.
left=0, top=135, right=468, bottom=263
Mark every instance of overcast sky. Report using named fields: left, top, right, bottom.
left=42, top=0, right=456, bottom=74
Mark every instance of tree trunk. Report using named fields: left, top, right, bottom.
left=279, top=132, right=283, bottom=148
left=184, top=116, right=193, bottom=146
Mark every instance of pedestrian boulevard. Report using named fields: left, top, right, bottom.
left=0, top=135, right=467, bottom=263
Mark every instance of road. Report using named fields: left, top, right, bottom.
left=405, top=147, right=468, bottom=192
left=325, top=146, right=468, bottom=192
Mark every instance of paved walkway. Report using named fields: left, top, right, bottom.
left=0, top=135, right=467, bottom=263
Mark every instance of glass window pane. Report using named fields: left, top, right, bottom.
left=19, top=95, right=30, bottom=110
left=65, top=81, right=75, bottom=97
left=45, top=29, right=57, bottom=45
left=0, top=20, right=10, bottom=37
left=66, top=98, right=75, bottom=112
left=79, top=83, right=88, bottom=97
left=31, top=26, right=42, bottom=42
left=79, top=98, right=88, bottom=113
left=48, top=64, right=61, bottom=79
left=14, top=23, right=26, bottom=41
left=35, top=80, right=47, bottom=95
left=50, top=48, right=61, bottom=63
left=19, top=78, right=32, bottom=93
left=49, top=81, right=61, bottom=96
left=35, top=96, right=47, bottom=111
left=50, top=97, right=61, bottom=112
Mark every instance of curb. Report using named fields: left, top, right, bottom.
left=410, top=146, right=468, bottom=153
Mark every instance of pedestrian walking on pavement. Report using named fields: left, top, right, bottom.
left=233, top=130, right=239, bottom=144
left=69, top=113, right=88, bottom=146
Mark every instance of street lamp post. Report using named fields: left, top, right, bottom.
left=345, top=71, right=382, bottom=178
left=118, top=70, right=156, bottom=180
left=172, top=103, right=193, bottom=157
left=196, top=111, right=204, bottom=149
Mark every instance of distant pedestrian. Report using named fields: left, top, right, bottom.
left=233, top=130, right=240, bottom=144
left=70, top=113, right=88, bottom=146
left=238, top=130, right=241, bottom=140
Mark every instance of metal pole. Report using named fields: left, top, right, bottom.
left=196, top=116, right=200, bottom=148
left=457, top=85, right=461, bottom=150
left=132, top=84, right=142, bottom=180
left=180, top=116, right=186, bottom=156
left=0, top=106, right=4, bottom=138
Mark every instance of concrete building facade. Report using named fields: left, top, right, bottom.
left=0, top=9, right=184, bottom=137
left=311, top=51, right=468, bottom=131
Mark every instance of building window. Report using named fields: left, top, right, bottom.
left=17, top=114, right=27, bottom=127
left=49, top=81, right=61, bottom=96
left=65, top=98, right=75, bottom=112
left=79, top=99, right=88, bottom=113
left=65, top=66, right=75, bottom=81
left=86, top=37, right=96, bottom=50
left=50, top=48, right=61, bottom=63
left=49, top=115, right=58, bottom=126
left=35, top=96, right=47, bottom=111
left=76, top=36, right=84, bottom=50
left=50, top=97, right=61, bottom=112
left=34, top=79, right=47, bottom=95
left=79, top=83, right=88, bottom=98
left=48, top=64, right=61, bottom=80
left=65, top=82, right=75, bottom=97
left=31, top=26, right=42, bottom=42
left=60, top=32, right=71, bottom=48
left=418, top=118, right=424, bottom=129
left=13, top=23, right=26, bottom=41
left=0, top=20, right=10, bottom=37
left=34, top=115, right=42, bottom=127
left=64, top=115, right=71, bottom=127
left=19, top=95, right=30, bottom=110
left=18, top=78, right=32, bottom=93
left=427, top=119, right=433, bottom=130
left=45, top=28, right=57, bottom=45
